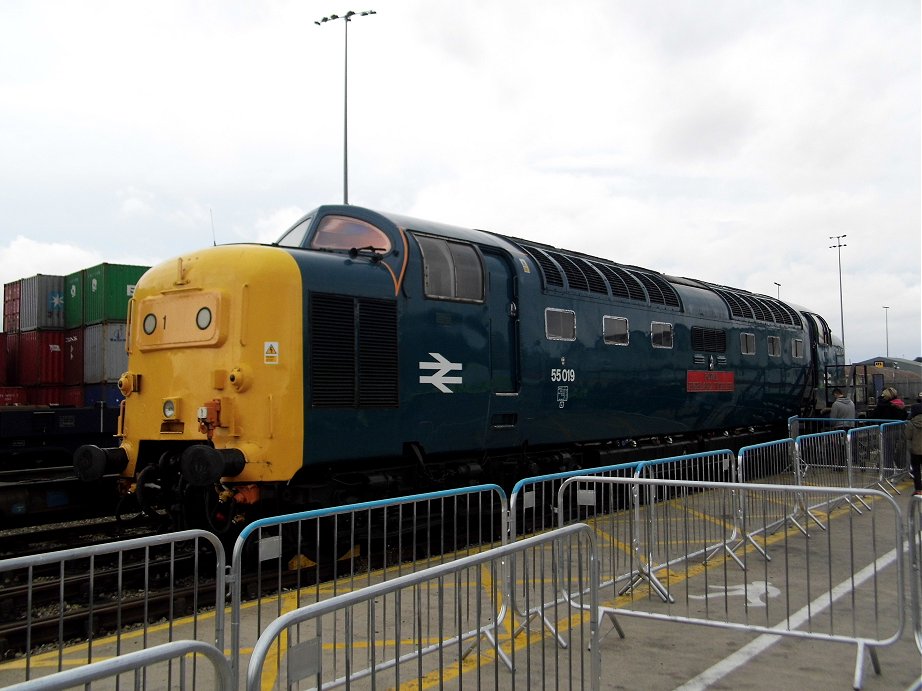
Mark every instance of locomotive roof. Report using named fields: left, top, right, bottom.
left=307, top=205, right=806, bottom=328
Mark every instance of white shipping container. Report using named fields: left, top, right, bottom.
left=84, top=321, right=127, bottom=383
left=20, top=274, right=65, bottom=331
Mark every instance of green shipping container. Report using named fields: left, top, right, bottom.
left=65, top=269, right=85, bottom=329
left=84, top=263, right=150, bottom=325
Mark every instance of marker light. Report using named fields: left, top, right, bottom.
left=163, top=399, right=177, bottom=419
left=143, top=314, right=157, bottom=335
left=196, top=307, right=212, bottom=330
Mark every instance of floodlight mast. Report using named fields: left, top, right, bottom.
left=315, top=10, right=377, bottom=204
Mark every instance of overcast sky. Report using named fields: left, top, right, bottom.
left=1, top=0, right=919, bottom=364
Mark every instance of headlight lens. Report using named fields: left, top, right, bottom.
left=163, top=400, right=176, bottom=418
left=143, top=313, right=157, bottom=335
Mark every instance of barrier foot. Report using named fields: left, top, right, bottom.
left=703, top=541, right=746, bottom=571
left=852, top=641, right=881, bottom=690
left=510, top=608, right=568, bottom=649
left=466, top=627, right=515, bottom=672
left=589, top=608, right=625, bottom=648
left=878, top=478, right=901, bottom=496
left=617, top=566, right=674, bottom=604
left=744, top=533, right=771, bottom=562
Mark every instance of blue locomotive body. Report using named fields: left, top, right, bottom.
left=74, top=203, right=844, bottom=524
left=282, top=205, right=837, bottom=471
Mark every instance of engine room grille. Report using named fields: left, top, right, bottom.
left=310, top=294, right=398, bottom=408
left=710, top=287, right=801, bottom=327
left=518, top=245, right=564, bottom=287
left=513, top=240, right=681, bottom=309
left=691, top=326, right=727, bottom=353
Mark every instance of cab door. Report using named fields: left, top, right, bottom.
left=483, top=250, right=520, bottom=394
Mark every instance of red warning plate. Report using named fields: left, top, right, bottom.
left=687, top=371, right=735, bottom=392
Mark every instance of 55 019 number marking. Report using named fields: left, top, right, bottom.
left=550, top=368, right=575, bottom=382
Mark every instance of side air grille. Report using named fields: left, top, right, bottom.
left=711, top=287, right=801, bottom=326
left=630, top=271, right=682, bottom=308
left=357, top=300, right=399, bottom=406
left=519, top=245, right=564, bottom=288
left=509, top=239, right=678, bottom=309
left=311, top=294, right=398, bottom=408
left=570, top=257, right=609, bottom=294
left=592, top=263, right=647, bottom=301
left=547, top=251, right=589, bottom=291
left=691, top=326, right=727, bottom=353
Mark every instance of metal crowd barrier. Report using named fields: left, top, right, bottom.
left=227, top=485, right=507, bottom=684
left=910, top=495, right=922, bottom=658
left=3, top=640, right=232, bottom=691
left=879, top=421, right=910, bottom=493
left=246, top=523, right=600, bottom=690
left=630, top=450, right=737, bottom=590
left=0, top=529, right=225, bottom=687
left=558, top=476, right=905, bottom=689
left=791, top=417, right=892, bottom=436
left=507, top=459, right=641, bottom=647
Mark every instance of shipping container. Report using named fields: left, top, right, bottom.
left=84, top=264, right=148, bottom=325
left=5, top=332, right=20, bottom=385
left=84, top=322, right=127, bottom=383
left=65, top=269, right=85, bottom=329
left=0, top=386, right=27, bottom=405
left=3, top=280, right=21, bottom=333
left=84, top=382, right=124, bottom=408
left=0, top=333, right=5, bottom=386
left=26, top=385, right=85, bottom=407
left=20, top=274, right=65, bottom=331
left=63, top=327, right=84, bottom=385
left=17, top=330, right=65, bottom=385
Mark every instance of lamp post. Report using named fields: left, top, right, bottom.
left=773, top=282, right=781, bottom=299
left=883, top=306, right=889, bottom=357
left=828, top=234, right=847, bottom=346
left=315, top=10, right=377, bottom=205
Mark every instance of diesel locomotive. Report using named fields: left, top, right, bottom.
left=74, top=205, right=844, bottom=530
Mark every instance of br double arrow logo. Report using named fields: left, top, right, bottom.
left=419, top=353, right=463, bottom=393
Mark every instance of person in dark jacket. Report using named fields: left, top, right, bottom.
left=871, top=387, right=907, bottom=421
left=904, top=403, right=922, bottom=495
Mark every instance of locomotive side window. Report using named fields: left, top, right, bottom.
left=603, top=316, right=629, bottom=345
left=545, top=308, right=576, bottom=341
left=275, top=217, right=312, bottom=248
left=414, top=234, right=484, bottom=302
left=740, top=332, right=756, bottom=355
left=311, top=215, right=392, bottom=254
left=768, top=335, right=782, bottom=357
left=651, top=322, right=673, bottom=349
left=792, top=339, right=805, bottom=358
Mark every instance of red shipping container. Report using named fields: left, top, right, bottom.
left=0, top=386, right=27, bottom=405
left=3, top=280, right=21, bottom=333
left=62, top=385, right=85, bottom=407
left=0, top=333, right=6, bottom=386
left=26, top=385, right=84, bottom=406
left=63, top=328, right=84, bottom=385
left=17, top=330, right=65, bottom=386
left=5, top=331, right=19, bottom=385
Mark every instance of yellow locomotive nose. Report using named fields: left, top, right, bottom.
left=75, top=244, right=305, bottom=526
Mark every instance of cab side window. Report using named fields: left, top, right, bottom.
left=414, top=234, right=484, bottom=302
